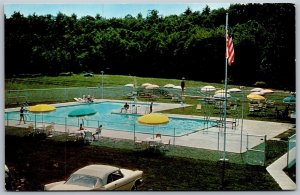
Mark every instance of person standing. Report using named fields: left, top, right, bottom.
left=19, top=106, right=26, bottom=124
left=150, top=102, right=153, bottom=113
left=180, top=77, right=185, bottom=96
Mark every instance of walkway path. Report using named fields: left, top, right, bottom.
left=266, top=150, right=296, bottom=190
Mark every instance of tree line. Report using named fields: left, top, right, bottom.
left=5, top=3, right=295, bottom=90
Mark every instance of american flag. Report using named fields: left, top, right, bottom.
left=226, top=34, right=234, bottom=65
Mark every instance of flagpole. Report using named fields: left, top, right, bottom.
left=222, top=13, right=229, bottom=161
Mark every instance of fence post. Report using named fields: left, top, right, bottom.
left=133, top=124, right=136, bottom=142
left=264, top=135, right=267, bottom=166
left=217, top=132, right=220, bottom=151
left=287, top=136, right=289, bottom=168
left=246, top=133, right=249, bottom=150
left=173, top=128, right=175, bottom=147
left=65, top=117, right=67, bottom=133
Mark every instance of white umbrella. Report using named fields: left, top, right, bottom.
left=141, top=83, right=152, bottom=87
left=201, top=86, right=216, bottom=92
left=228, top=88, right=241, bottom=93
left=261, top=89, right=274, bottom=94
left=213, top=93, right=231, bottom=99
left=173, top=85, right=182, bottom=89
left=145, top=84, right=159, bottom=89
left=124, top=83, right=134, bottom=87
left=250, top=87, right=264, bottom=92
left=250, top=91, right=265, bottom=96
left=164, top=84, right=175, bottom=88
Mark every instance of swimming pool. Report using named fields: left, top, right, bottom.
left=5, top=102, right=216, bottom=136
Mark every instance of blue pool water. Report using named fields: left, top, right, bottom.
left=6, top=102, right=216, bottom=136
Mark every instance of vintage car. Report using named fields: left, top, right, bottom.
left=44, top=164, right=143, bottom=191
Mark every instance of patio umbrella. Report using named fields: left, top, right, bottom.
left=201, top=86, right=216, bottom=92
left=283, top=96, right=296, bottom=104
left=228, top=88, right=241, bottom=93
left=141, top=83, right=152, bottom=87
left=124, top=83, right=134, bottom=87
left=247, top=94, right=266, bottom=101
left=261, top=89, right=274, bottom=94
left=28, top=104, right=56, bottom=113
left=138, top=113, right=169, bottom=125
left=213, top=93, right=231, bottom=99
left=138, top=113, right=170, bottom=139
left=28, top=104, right=56, bottom=129
left=215, top=89, right=226, bottom=94
left=164, top=84, right=175, bottom=88
left=68, top=107, right=97, bottom=117
left=145, top=84, right=159, bottom=89
left=173, top=85, right=182, bottom=89
left=250, top=91, right=266, bottom=96
left=250, top=88, right=263, bottom=92
left=68, top=107, right=97, bottom=126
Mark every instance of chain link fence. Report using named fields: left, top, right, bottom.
left=5, top=87, right=266, bottom=166
left=5, top=111, right=266, bottom=166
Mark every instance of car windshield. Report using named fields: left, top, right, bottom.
left=65, top=174, right=101, bottom=188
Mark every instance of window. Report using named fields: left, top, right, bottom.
left=107, top=170, right=124, bottom=184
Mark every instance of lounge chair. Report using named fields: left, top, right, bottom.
left=74, top=97, right=86, bottom=102
left=196, top=104, right=202, bottom=112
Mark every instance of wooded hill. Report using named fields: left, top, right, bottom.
left=5, top=3, right=295, bottom=90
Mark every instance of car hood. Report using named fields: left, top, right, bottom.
left=48, top=183, right=93, bottom=191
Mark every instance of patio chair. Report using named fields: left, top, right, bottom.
left=83, top=131, right=93, bottom=144
left=196, top=104, right=202, bottom=112
left=161, top=139, right=171, bottom=152
left=45, top=124, right=55, bottom=137
left=26, top=124, right=34, bottom=135
left=93, top=126, right=102, bottom=141
left=134, top=137, right=144, bottom=149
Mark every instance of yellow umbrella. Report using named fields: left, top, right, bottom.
left=246, top=94, right=266, bottom=101
left=28, top=104, right=56, bottom=113
left=28, top=104, right=56, bottom=129
left=215, top=89, right=225, bottom=94
left=138, top=113, right=169, bottom=125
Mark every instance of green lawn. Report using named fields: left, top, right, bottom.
left=5, top=74, right=294, bottom=123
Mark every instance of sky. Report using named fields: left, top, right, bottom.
left=4, top=3, right=231, bottom=18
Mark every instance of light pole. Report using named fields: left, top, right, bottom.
left=240, top=86, right=244, bottom=153
left=101, top=71, right=104, bottom=99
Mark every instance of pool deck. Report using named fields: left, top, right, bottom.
left=5, top=100, right=296, bottom=190
left=5, top=99, right=293, bottom=154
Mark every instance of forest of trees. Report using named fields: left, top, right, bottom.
left=5, top=3, right=295, bottom=90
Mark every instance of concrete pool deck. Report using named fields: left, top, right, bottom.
left=5, top=99, right=293, bottom=154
